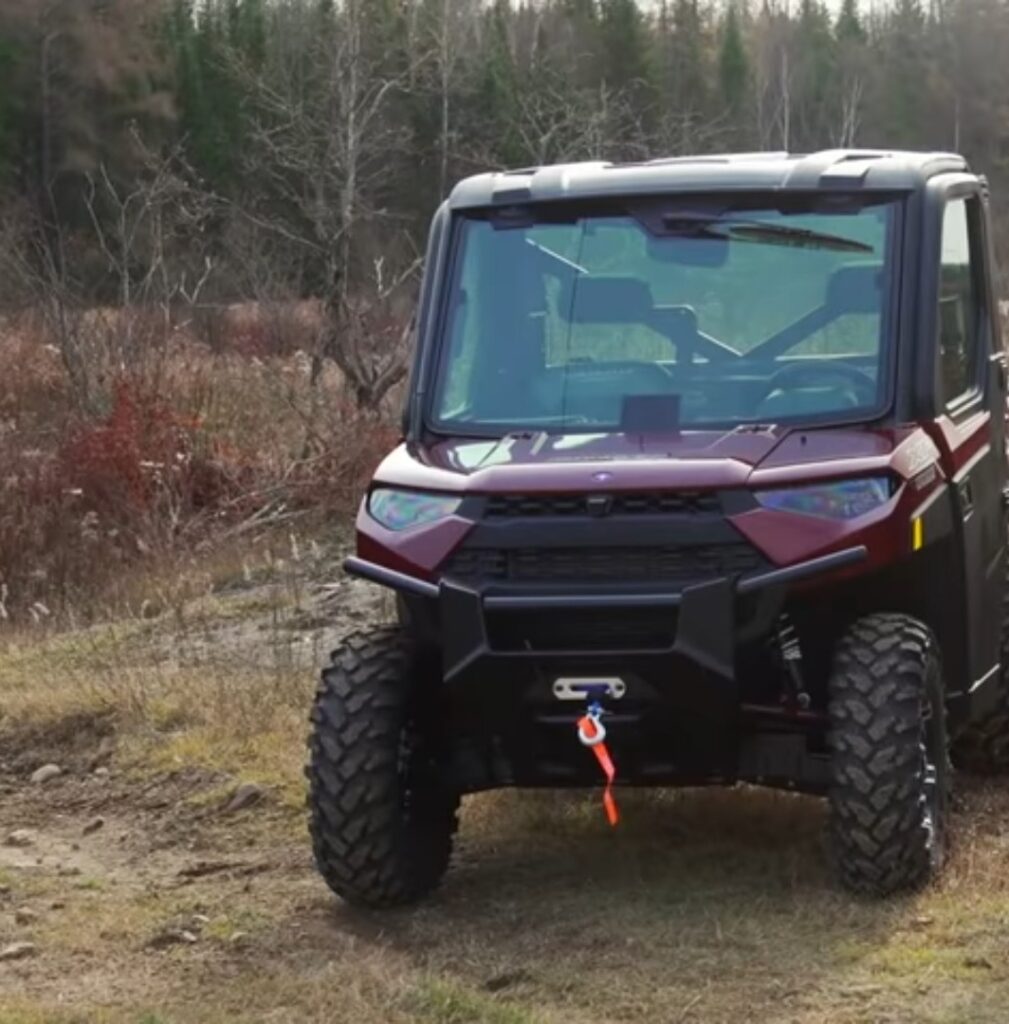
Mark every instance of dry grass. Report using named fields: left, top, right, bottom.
left=1, top=550, right=1009, bottom=1024
left=0, top=534, right=345, bottom=801
left=0, top=317, right=395, bottom=624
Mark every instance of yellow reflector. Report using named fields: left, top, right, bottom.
left=912, top=517, right=924, bottom=551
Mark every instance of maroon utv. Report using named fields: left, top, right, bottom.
left=308, top=150, right=1009, bottom=907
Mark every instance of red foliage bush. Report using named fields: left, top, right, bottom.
left=58, top=380, right=231, bottom=522
left=0, top=359, right=393, bottom=621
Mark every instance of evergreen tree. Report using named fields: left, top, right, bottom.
left=719, top=3, right=749, bottom=122
left=0, top=35, right=25, bottom=183
left=879, top=0, right=933, bottom=146
left=472, top=0, right=522, bottom=166
left=655, top=0, right=710, bottom=152
left=599, top=0, right=651, bottom=94
left=794, top=0, right=837, bottom=146
left=836, top=0, right=866, bottom=44
left=598, top=0, right=656, bottom=149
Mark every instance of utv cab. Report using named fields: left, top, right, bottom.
left=309, top=150, right=1009, bottom=907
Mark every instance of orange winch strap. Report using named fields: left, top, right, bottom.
left=577, top=713, right=620, bottom=827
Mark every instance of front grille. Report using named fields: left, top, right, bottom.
left=487, top=607, right=676, bottom=652
left=445, top=542, right=764, bottom=585
left=485, top=491, right=721, bottom=518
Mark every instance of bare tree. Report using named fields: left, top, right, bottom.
left=2, top=132, right=215, bottom=413
left=233, top=0, right=422, bottom=408
left=752, top=5, right=793, bottom=151
left=427, top=0, right=475, bottom=196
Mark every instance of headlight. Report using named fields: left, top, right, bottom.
left=368, top=488, right=462, bottom=531
left=755, top=477, right=894, bottom=520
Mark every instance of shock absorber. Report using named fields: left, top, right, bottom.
left=776, top=614, right=811, bottom=711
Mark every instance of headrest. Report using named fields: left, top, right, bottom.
left=825, top=262, right=883, bottom=315
left=558, top=276, right=655, bottom=324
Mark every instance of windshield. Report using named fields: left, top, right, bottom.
left=431, top=196, right=899, bottom=434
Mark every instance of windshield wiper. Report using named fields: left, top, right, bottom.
left=660, top=213, right=873, bottom=253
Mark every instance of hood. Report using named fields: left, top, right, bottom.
left=373, top=425, right=914, bottom=495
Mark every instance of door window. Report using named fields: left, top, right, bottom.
left=938, top=198, right=985, bottom=406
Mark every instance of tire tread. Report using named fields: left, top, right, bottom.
left=307, top=626, right=459, bottom=908
left=828, top=613, right=947, bottom=896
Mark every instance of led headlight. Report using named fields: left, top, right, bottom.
left=755, top=477, right=894, bottom=520
left=368, top=488, right=462, bottom=531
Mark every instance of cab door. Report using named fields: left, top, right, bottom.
left=925, top=181, right=1007, bottom=709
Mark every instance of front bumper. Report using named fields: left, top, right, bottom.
left=345, top=548, right=865, bottom=791
left=345, top=545, right=867, bottom=681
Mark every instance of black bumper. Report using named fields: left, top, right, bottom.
left=344, top=545, right=867, bottom=682
left=344, top=548, right=864, bottom=791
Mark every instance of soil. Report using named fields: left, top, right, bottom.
left=1, top=568, right=1009, bottom=1023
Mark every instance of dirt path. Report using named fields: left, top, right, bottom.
left=3, top=747, right=1009, bottom=1024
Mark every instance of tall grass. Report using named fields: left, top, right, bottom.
left=0, top=309, right=396, bottom=623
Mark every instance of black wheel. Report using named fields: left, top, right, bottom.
left=952, top=554, right=1009, bottom=774
left=827, top=613, right=950, bottom=896
left=307, top=626, right=459, bottom=908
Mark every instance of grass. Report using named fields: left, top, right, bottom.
left=1, top=550, right=1009, bottom=1023
left=410, top=979, right=543, bottom=1024
left=0, top=533, right=335, bottom=777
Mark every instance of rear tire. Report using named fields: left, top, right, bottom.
left=827, top=613, right=950, bottom=896
left=307, top=627, right=459, bottom=908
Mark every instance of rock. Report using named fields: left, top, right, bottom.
left=14, top=908, right=37, bottom=926
left=4, top=830, right=33, bottom=848
left=228, top=931, right=249, bottom=946
left=190, top=914, right=210, bottom=927
left=88, top=740, right=115, bottom=772
left=964, top=956, right=993, bottom=970
left=223, top=783, right=265, bottom=814
left=147, top=928, right=198, bottom=950
left=93, top=767, right=110, bottom=778
left=483, top=970, right=532, bottom=992
left=0, top=942, right=36, bottom=962
left=82, top=817, right=105, bottom=837
left=30, top=764, right=61, bottom=785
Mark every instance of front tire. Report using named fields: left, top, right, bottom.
left=307, top=627, right=459, bottom=908
left=827, top=613, right=950, bottom=896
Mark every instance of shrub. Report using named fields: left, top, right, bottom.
left=0, top=309, right=393, bottom=623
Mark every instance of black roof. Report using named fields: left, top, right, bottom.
left=448, top=149, right=971, bottom=209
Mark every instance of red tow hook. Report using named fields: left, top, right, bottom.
left=576, top=703, right=619, bottom=827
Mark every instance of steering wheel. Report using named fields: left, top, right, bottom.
left=758, top=361, right=877, bottom=407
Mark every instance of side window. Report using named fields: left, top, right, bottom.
left=938, top=198, right=984, bottom=405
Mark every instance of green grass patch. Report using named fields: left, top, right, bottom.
left=410, top=979, right=542, bottom=1024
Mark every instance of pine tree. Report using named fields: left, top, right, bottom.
left=719, top=3, right=749, bottom=124
left=598, top=0, right=657, bottom=149
left=472, top=0, right=522, bottom=165
left=0, top=34, right=25, bottom=183
left=599, top=0, right=651, bottom=94
left=836, top=0, right=866, bottom=44
left=674, top=0, right=708, bottom=101
left=794, top=0, right=837, bottom=146
left=168, top=1, right=241, bottom=188
left=880, top=0, right=932, bottom=146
